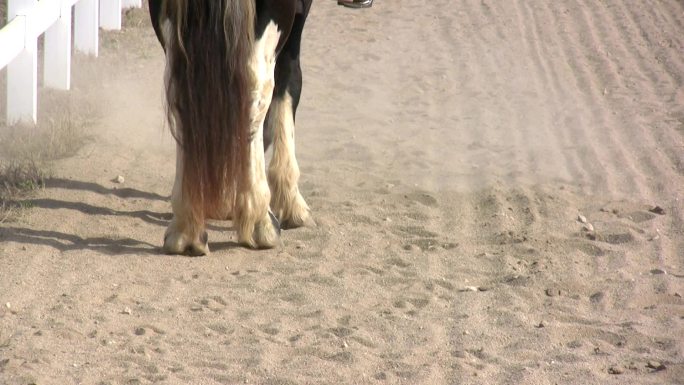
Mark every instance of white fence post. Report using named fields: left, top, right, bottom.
left=43, top=4, right=72, bottom=90
left=2, top=0, right=142, bottom=125
left=99, top=0, right=122, bottom=31
left=74, top=0, right=99, bottom=56
left=6, top=0, right=38, bottom=125
left=121, top=0, right=141, bottom=9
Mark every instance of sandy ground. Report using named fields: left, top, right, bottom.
left=1, top=1, right=684, bottom=384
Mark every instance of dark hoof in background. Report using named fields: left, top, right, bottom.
left=338, top=0, right=373, bottom=9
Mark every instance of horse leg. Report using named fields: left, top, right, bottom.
left=163, top=144, right=210, bottom=255
left=235, top=21, right=282, bottom=248
left=264, top=12, right=313, bottom=229
left=158, top=17, right=209, bottom=256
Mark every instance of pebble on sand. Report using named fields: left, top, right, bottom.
left=122, top=307, right=132, bottom=315
left=403, top=244, right=421, bottom=252
left=577, top=214, right=587, bottom=223
left=608, top=365, right=625, bottom=375
left=113, top=175, right=125, bottom=184
left=545, top=288, right=562, bottom=297
left=583, top=223, right=594, bottom=232
left=646, top=361, right=666, bottom=371
left=649, top=206, right=666, bottom=215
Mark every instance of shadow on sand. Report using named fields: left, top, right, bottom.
left=1, top=178, right=247, bottom=255
left=45, top=177, right=168, bottom=201
left=0, top=226, right=159, bottom=255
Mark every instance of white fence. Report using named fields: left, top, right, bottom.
left=0, top=0, right=142, bottom=125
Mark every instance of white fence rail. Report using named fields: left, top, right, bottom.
left=1, top=0, right=142, bottom=125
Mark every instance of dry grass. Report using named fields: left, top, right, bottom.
left=0, top=160, right=46, bottom=223
left=0, top=110, right=91, bottom=162
left=0, top=94, right=93, bottom=220
left=0, top=2, right=6, bottom=28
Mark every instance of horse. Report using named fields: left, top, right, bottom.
left=148, top=0, right=314, bottom=255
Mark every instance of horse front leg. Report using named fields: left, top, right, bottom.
left=235, top=21, right=282, bottom=248
left=266, top=90, right=313, bottom=229
left=264, top=10, right=313, bottom=229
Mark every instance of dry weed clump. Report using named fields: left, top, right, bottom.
left=0, top=3, right=6, bottom=28
left=0, top=161, right=46, bottom=222
left=0, top=160, right=45, bottom=194
left=0, top=104, right=91, bottom=220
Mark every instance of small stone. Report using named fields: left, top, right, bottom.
left=649, top=206, right=665, bottom=215
left=134, top=327, right=146, bottom=336
left=608, top=365, right=625, bottom=375
left=646, top=361, right=666, bottom=371
left=590, top=292, right=605, bottom=303
left=122, top=307, right=132, bottom=315
left=294, top=242, right=305, bottom=250
left=114, top=175, right=125, bottom=184
left=650, top=268, right=667, bottom=275
left=342, top=340, right=349, bottom=349
left=403, top=244, right=420, bottom=252
left=461, top=286, right=479, bottom=292
left=674, top=292, right=682, bottom=298
left=578, top=214, right=587, bottom=223
left=384, top=217, right=392, bottom=222
left=5, top=303, right=10, bottom=309
left=583, top=223, right=594, bottom=232
left=537, top=321, right=547, bottom=328
left=545, top=288, right=561, bottom=297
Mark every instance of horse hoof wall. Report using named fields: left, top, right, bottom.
left=250, top=215, right=281, bottom=249
left=163, top=230, right=209, bottom=256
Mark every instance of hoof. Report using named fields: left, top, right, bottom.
left=281, top=210, right=316, bottom=230
left=241, top=211, right=281, bottom=249
left=163, top=229, right=209, bottom=256
left=275, top=193, right=315, bottom=229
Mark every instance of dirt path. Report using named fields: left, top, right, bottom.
left=1, top=1, right=683, bottom=384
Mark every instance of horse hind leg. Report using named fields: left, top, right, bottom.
left=235, top=21, right=282, bottom=248
left=163, top=146, right=210, bottom=256
left=159, top=18, right=209, bottom=256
